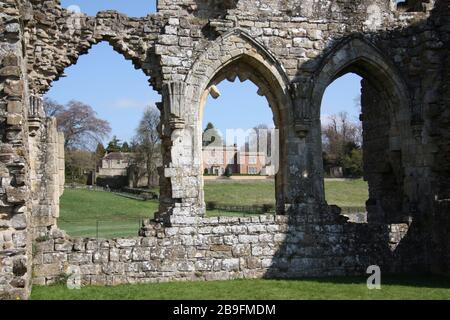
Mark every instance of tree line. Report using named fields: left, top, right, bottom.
left=45, top=96, right=363, bottom=187
left=322, top=112, right=363, bottom=178
left=44, top=98, right=161, bottom=187
left=202, top=116, right=363, bottom=179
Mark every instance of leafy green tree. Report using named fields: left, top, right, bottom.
left=342, top=148, right=363, bottom=177
left=95, top=143, right=106, bottom=163
left=107, top=136, right=122, bottom=153
left=121, top=142, right=131, bottom=153
left=65, top=149, right=95, bottom=184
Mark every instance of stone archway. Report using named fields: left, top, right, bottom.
left=311, top=37, right=414, bottom=224
left=27, top=38, right=159, bottom=238
left=158, top=30, right=294, bottom=223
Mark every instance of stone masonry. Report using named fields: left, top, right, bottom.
left=1, top=0, right=449, bottom=299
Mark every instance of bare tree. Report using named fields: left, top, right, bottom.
left=43, top=97, right=65, bottom=117
left=134, top=106, right=161, bottom=188
left=56, top=100, right=111, bottom=150
left=322, top=112, right=363, bottom=176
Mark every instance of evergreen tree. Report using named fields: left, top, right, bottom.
left=95, top=143, right=106, bottom=163
left=121, top=141, right=131, bottom=153
left=106, top=136, right=122, bottom=153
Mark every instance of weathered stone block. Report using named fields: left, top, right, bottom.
left=10, top=213, right=26, bottom=230
left=55, top=240, right=73, bottom=252
left=68, top=252, right=92, bottom=264
left=222, top=258, right=240, bottom=271
left=4, top=80, right=23, bottom=98
left=33, top=263, right=61, bottom=278
left=0, top=66, right=20, bottom=78
left=132, top=247, right=151, bottom=261
left=116, top=239, right=137, bottom=248
left=238, top=235, right=259, bottom=244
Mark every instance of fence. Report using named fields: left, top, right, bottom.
left=58, top=217, right=148, bottom=239
left=206, top=202, right=276, bottom=215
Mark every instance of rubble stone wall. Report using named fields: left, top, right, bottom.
left=0, top=0, right=33, bottom=300
left=0, top=0, right=449, bottom=299
left=33, top=211, right=414, bottom=286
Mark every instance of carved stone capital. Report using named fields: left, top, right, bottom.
left=28, top=95, right=44, bottom=136
left=162, top=81, right=187, bottom=129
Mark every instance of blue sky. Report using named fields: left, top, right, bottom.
left=321, top=74, right=362, bottom=124
left=61, top=0, right=156, bottom=17
left=203, top=74, right=362, bottom=138
left=48, top=1, right=362, bottom=145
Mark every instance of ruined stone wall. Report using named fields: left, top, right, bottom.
left=15, top=0, right=446, bottom=226
left=1, top=0, right=449, bottom=299
left=24, top=0, right=164, bottom=94
left=33, top=210, right=413, bottom=286
left=29, top=112, right=65, bottom=238
left=0, top=0, right=33, bottom=300
left=152, top=0, right=443, bottom=225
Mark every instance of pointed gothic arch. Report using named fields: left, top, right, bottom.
left=312, top=37, right=415, bottom=223
left=183, top=29, right=295, bottom=215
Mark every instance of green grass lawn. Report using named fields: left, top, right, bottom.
left=30, top=276, right=450, bottom=300
left=204, top=179, right=368, bottom=208
left=58, top=189, right=158, bottom=238
left=324, top=179, right=369, bottom=208
left=59, top=179, right=368, bottom=238
left=204, top=180, right=276, bottom=207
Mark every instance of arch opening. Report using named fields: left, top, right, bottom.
left=321, top=73, right=368, bottom=223
left=196, top=55, right=290, bottom=216
left=395, top=0, right=430, bottom=12
left=31, top=41, right=162, bottom=239
left=316, top=54, right=410, bottom=224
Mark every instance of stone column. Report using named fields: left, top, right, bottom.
left=28, top=101, right=65, bottom=238
left=156, top=82, right=204, bottom=226
left=285, top=81, right=326, bottom=210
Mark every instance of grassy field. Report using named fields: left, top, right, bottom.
left=204, top=180, right=275, bottom=206
left=30, top=276, right=450, bottom=300
left=323, top=179, right=368, bottom=208
left=58, top=189, right=158, bottom=238
left=204, top=179, right=368, bottom=208
left=59, top=179, right=368, bottom=237
left=41, top=183, right=448, bottom=301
